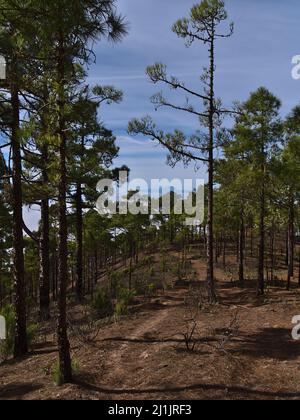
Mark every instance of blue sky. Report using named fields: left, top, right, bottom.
left=24, top=0, right=300, bottom=229
left=88, top=0, right=300, bottom=180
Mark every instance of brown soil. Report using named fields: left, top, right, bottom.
left=1, top=256, right=300, bottom=400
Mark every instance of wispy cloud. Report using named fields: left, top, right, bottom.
left=88, top=74, right=146, bottom=82
left=24, top=0, right=300, bottom=228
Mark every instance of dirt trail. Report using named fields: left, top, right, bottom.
left=99, top=290, right=188, bottom=394
left=2, top=256, right=300, bottom=400
left=104, top=307, right=170, bottom=381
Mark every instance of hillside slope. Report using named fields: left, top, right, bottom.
left=1, top=256, right=300, bottom=400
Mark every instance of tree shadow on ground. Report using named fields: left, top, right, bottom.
left=0, top=382, right=42, bottom=399
left=218, top=288, right=267, bottom=308
left=102, top=336, right=216, bottom=346
left=74, top=378, right=300, bottom=400
left=232, top=328, right=300, bottom=361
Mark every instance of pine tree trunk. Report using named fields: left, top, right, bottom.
left=76, top=182, right=83, bottom=302
left=39, top=144, right=50, bottom=321
left=39, top=196, right=50, bottom=320
left=298, top=252, right=300, bottom=288
left=287, top=196, right=295, bottom=291
left=270, top=224, right=275, bottom=284
left=285, top=230, right=289, bottom=267
left=250, top=228, right=253, bottom=257
left=239, top=212, right=245, bottom=287
left=223, top=235, right=226, bottom=269
left=258, top=165, right=265, bottom=295
left=11, top=73, right=28, bottom=358
left=206, top=24, right=216, bottom=303
left=57, top=37, right=72, bottom=384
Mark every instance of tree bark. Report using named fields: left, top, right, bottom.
left=287, top=196, right=295, bottom=291
left=75, top=181, right=83, bottom=302
left=11, top=71, right=28, bottom=358
left=298, top=252, right=300, bottom=288
left=57, top=36, right=72, bottom=384
left=223, top=234, right=226, bottom=269
left=206, top=22, right=217, bottom=303
left=239, top=211, right=245, bottom=287
left=39, top=144, right=50, bottom=321
left=257, top=159, right=265, bottom=295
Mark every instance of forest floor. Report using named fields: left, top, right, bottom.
left=1, top=253, right=300, bottom=400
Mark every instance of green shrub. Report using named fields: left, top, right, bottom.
left=142, top=256, right=154, bottom=268
left=51, top=360, right=63, bottom=386
left=113, top=287, right=136, bottom=319
left=51, top=359, right=81, bottom=386
left=0, top=305, right=38, bottom=359
left=114, top=301, right=128, bottom=318
left=0, top=305, right=15, bottom=359
left=90, top=288, right=113, bottom=319
left=147, top=283, right=157, bottom=296
left=27, top=324, right=38, bottom=350
left=117, top=287, right=136, bottom=306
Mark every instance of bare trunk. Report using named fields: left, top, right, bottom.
left=239, top=212, right=245, bottom=286
left=57, top=37, right=72, bottom=384
left=39, top=144, right=50, bottom=321
left=76, top=181, right=83, bottom=302
left=258, top=163, right=265, bottom=295
left=11, top=74, right=28, bottom=358
left=287, top=196, right=295, bottom=291
left=39, top=197, right=50, bottom=320
left=206, top=23, right=216, bottom=303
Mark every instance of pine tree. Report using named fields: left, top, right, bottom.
left=275, top=107, right=300, bottom=289
left=33, top=0, right=127, bottom=384
left=231, top=88, right=282, bottom=295
left=0, top=0, right=38, bottom=357
left=129, top=0, right=234, bottom=302
left=68, top=85, right=121, bottom=301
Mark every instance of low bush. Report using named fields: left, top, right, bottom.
left=114, top=301, right=128, bottom=318
left=0, top=304, right=38, bottom=360
left=116, top=287, right=136, bottom=306
left=114, top=287, right=136, bottom=319
left=51, top=359, right=81, bottom=386
left=147, top=282, right=157, bottom=296
left=90, top=288, right=113, bottom=319
left=0, top=305, right=15, bottom=359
